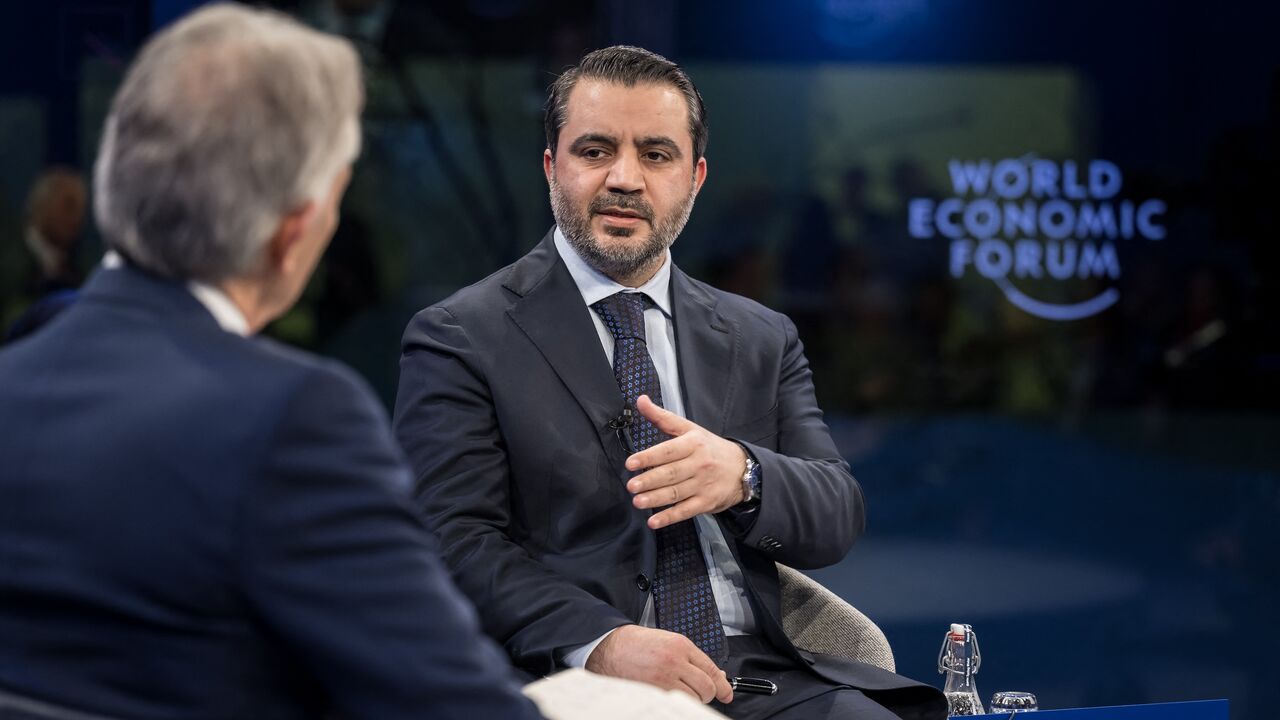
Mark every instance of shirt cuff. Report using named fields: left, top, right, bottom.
left=560, top=626, right=623, bottom=668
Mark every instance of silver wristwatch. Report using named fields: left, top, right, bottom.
left=740, top=454, right=761, bottom=504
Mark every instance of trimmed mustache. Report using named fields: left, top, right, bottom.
left=589, top=194, right=654, bottom=223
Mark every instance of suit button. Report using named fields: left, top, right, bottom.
left=636, top=573, right=651, bottom=592
left=757, top=535, right=782, bottom=552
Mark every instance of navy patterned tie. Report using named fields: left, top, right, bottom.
left=591, top=291, right=727, bottom=664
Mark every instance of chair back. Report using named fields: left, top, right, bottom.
left=776, top=563, right=896, bottom=671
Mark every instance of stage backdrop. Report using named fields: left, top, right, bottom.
left=1, top=2, right=1275, bottom=718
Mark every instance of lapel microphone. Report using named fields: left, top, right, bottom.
left=609, top=407, right=635, bottom=454
left=607, top=406, right=633, bottom=429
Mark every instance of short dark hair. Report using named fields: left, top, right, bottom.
left=544, top=45, right=708, bottom=166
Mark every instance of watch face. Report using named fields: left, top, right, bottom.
left=745, top=459, right=762, bottom=501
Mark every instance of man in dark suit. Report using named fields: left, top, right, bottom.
left=0, top=6, right=542, bottom=720
left=393, top=46, right=946, bottom=720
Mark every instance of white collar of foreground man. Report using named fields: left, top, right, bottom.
left=553, top=226, right=674, bottom=316
left=102, top=250, right=250, bottom=337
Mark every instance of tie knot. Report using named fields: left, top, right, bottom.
left=591, top=292, right=649, bottom=341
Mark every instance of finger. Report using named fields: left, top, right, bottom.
left=636, top=394, right=695, bottom=437
left=716, top=671, right=734, bottom=704
left=648, top=496, right=707, bottom=529
left=687, top=648, right=733, bottom=704
left=678, top=664, right=717, bottom=704
left=626, top=434, right=694, bottom=473
left=628, top=457, right=697, bottom=495
left=633, top=474, right=700, bottom=510
left=675, top=678, right=710, bottom=703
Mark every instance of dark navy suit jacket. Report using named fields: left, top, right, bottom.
left=393, top=232, right=945, bottom=718
left=0, top=265, right=542, bottom=720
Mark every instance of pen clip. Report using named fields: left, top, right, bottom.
left=730, top=676, right=778, bottom=695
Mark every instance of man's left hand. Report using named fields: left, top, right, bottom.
left=625, top=394, right=748, bottom=530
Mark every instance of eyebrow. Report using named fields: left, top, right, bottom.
left=637, top=136, right=683, bottom=159
left=566, top=133, right=685, bottom=159
left=568, top=133, right=618, bottom=154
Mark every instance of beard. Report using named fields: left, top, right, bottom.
left=549, top=172, right=697, bottom=283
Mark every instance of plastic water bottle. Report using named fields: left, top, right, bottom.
left=938, top=623, right=983, bottom=716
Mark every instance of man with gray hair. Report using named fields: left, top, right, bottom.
left=0, top=5, right=542, bottom=719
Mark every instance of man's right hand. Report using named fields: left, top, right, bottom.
left=585, top=625, right=734, bottom=705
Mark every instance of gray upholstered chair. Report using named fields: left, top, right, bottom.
left=776, top=563, right=895, bottom=672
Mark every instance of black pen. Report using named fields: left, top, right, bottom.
left=730, top=676, right=778, bottom=695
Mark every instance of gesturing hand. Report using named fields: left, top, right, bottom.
left=585, top=625, right=734, bottom=704
left=625, top=395, right=748, bottom=530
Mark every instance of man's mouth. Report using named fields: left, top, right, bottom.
left=596, top=208, right=647, bottom=221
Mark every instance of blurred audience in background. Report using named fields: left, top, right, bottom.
left=4, top=166, right=87, bottom=342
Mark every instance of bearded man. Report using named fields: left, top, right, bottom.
left=393, top=46, right=946, bottom=720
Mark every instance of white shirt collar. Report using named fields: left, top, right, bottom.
left=186, top=281, right=250, bottom=336
left=101, top=250, right=250, bottom=336
left=553, top=227, right=673, bottom=316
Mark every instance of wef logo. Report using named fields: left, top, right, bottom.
left=907, top=157, right=1167, bottom=321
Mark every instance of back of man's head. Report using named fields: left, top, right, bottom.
left=94, top=3, right=363, bottom=284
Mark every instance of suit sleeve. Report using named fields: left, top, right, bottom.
left=239, top=363, right=543, bottom=720
left=729, top=314, right=866, bottom=569
left=393, top=306, right=632, bottom=676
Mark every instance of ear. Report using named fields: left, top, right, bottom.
left=693, top=156, right=708, bottom=196
left=265, top=200, right=317, bottom=276
left=543, top=148, right=554, bottom=184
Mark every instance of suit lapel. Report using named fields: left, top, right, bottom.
left=505, top=233, right=628, bottom=464
left=671, top=267, right=738, bottom=436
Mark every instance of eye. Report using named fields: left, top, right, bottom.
left=581, top=148, right=608, bottom=160
left=644, top=151, right=671, bottom=163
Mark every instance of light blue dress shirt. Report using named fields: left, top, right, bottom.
left=553, top=229, right=758, bottom=668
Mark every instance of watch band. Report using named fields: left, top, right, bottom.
left=740, top=454, right=761, bottom=504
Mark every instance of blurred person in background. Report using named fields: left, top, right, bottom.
left=4, top=166, right=87, bottom=343
left=0, top=5, right=542, bottom=720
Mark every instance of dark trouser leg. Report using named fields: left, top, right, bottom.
left=751, top=689, right=905, bottom=720
left=710, top=636, right=936, bottom=720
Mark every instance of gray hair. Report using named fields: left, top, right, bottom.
left=94, top=3, right=363, bottom=282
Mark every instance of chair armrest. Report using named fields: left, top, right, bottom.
left=776, top=563, right=895, bottom=672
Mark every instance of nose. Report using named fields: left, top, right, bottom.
left=605, top=149, right=644, bottom=195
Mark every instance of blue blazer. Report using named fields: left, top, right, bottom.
left=394, top=232, right=944, bottom=717
left=0, top=265, right=542, bottom=720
